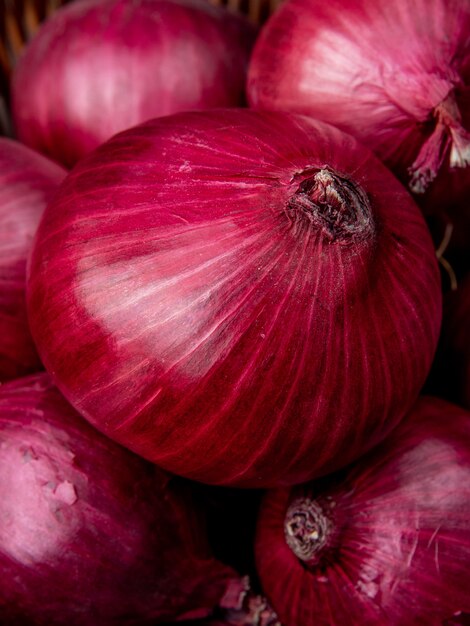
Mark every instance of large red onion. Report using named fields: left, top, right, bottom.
left=12, top=0, right=255, bottom=167
left=0, top=138, right=65, bottom=382
left=28, top=110, right=441, bottom=487
left=248, top=0, right=470, bottom=201
left=256, top=397, right=470, bottom=626
left=0, top=372, right=235, bottom=625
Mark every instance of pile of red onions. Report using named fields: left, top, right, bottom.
left=0, top=138, right=65, bottom=382
left=255, top=397, right=470, bottom=626
left=27, top=109, right=441, bottom=487
left=2, top=0, right=470, bottom=621
left=12, top=0, right=256, bottom=166
left=247, top=0, right=470, bottom=254
left=0, top=372, right=237, bottom=625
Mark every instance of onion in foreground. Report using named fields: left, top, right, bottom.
left=28, top=110, right=441, bottom=487
left=0, top=373, right=235, bottom=625
left=256, top=397, right=470, bottom=626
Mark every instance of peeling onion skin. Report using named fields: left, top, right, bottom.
left=256, top=397, right=470, bottom=626
left=12, top=0, right=256, bottom=167
left=27, top=110, right=442, bottom=487
left=0, top=373, right=235, bottom=625
left=0, top=139, right=65, bottom=382
left=248, top=0, right=470, bottom=202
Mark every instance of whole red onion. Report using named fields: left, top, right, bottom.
left=248, top=0, right=470, bottom=200
left=0, top=372, right=235, bottom=625
left=0, top=138, right=65, bottom=382
left=28, top=109, right=441, bottom=487
left=256, top=397, right=470, bottom=626
left=12, top=0, right=255, bottom=167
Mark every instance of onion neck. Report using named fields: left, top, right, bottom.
left=409, top=91, right=470, bottom=193
left=286, top=167, right=374, bottom=244
left=284, top=497, right=337, bottom=567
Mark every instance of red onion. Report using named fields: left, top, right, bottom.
left=0, top=372, right=235, bottom=625
left=248, top=0, right=470, bottom=199
left=28, top=109, right=442, bottom=487
left=12, top=0, right=256, bottom=167
left=0, top=138, right=65, bottom=382
left=255, top=397, right=470, bottom=626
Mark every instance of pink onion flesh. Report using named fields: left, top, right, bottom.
left=28, top=109, right=441, bottom=487
left=0, top=372, right=235, bottom=625
left=12, top=0, right=256, bottom=167
left=256, top=397, right=470, bottom=626
left=0, top=138, right=65, bottom=382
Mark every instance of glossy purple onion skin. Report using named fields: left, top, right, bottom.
left=27, top=110, right=441, bottom=487
left=0, top=139, right=65, bottom=382
left=12, top=0, right=256, bottom=167
left=256, top=397, right=470, bottom=626
left=0, top=373, right=234, bottom=625
left=248, top=0, right=470, bottom=207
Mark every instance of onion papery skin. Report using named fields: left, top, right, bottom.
left=256, top=397, right=470, bottom=626
left=0, top=372, right=235, bottom=625
left=0, top=139, right=65, bottom=382
left=27, top=110, right=442, bottom=487
left=12, top=0, right=256, bottom=167
left=248, top=0, right=470, bottom=205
